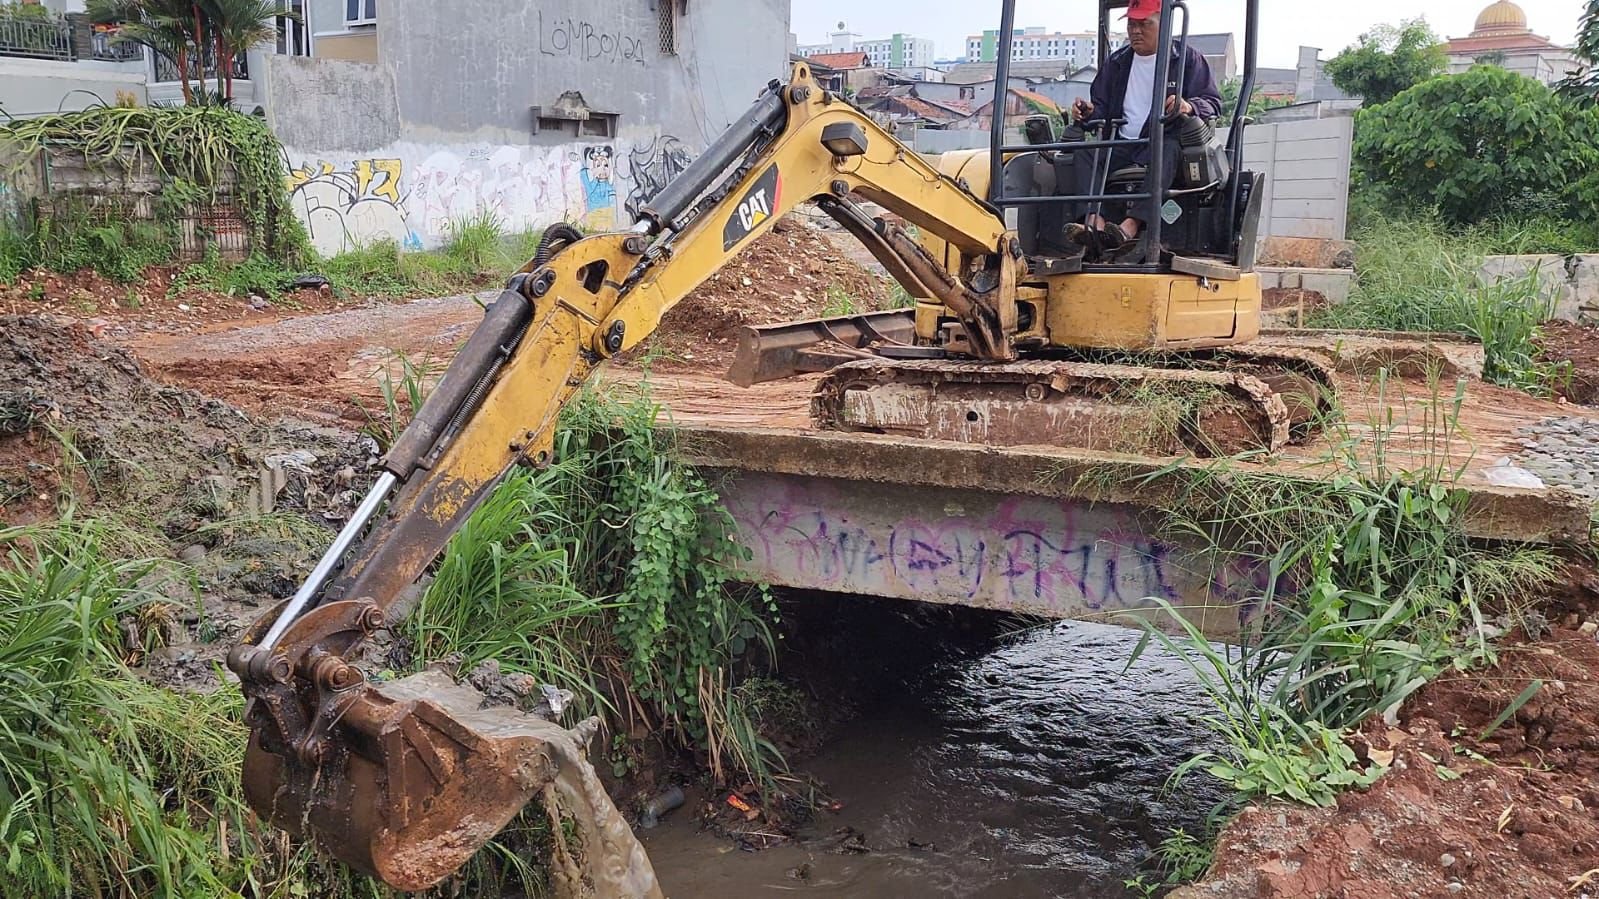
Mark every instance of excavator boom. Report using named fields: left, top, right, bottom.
left=228, top=61, right=1023, bottom=892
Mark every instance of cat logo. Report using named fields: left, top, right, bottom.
left=722, top=165, right=782, bottom=251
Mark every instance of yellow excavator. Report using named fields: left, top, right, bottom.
left=229, top=0, right=1318, bottom=891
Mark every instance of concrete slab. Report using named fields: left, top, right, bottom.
left=1480, top=254, right=1579, bottom=322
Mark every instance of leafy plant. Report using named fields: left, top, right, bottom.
left=1316, top=216, right=1576, bottom=394
left=821, top=284, right=859, bottom=317
left=1562, top=0, right=1599, bottom=103
left=1325, top=19, right=1447, bottom=106
left=442, top=211, right=506, bottom=272
left=353, top=351, right=437, bottom=452
left=1125, top=827, right=1215, bottom=897
left=1129, top=390, right=1559, bottom=812
left=1354, top=67, right=1599, bottom=225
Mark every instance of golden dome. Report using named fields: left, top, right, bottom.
left=1473, top=1, right=1529, bottom=34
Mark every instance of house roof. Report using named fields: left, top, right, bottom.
left=1445, top=33, right=1565, bottom=54
left=945, top=59, right=1074, bottom=84
left=973, top=88, right=1063, bottom=116
left=1187, top=33, right=1235, bottom=57
left=807, top=51, right=870, bottom=70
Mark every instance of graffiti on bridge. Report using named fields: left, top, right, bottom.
left=726, top=482, right=1280, bottom=622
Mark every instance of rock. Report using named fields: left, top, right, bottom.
left=1440, top=853, right=1457, bottom=868
left=1580, top=621, right=1598, bottom=637
left=1446, top=883, right=1464, bottom=894
left=178, top=544, right=207, bottom=564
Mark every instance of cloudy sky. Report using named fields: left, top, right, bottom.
left=791, top=1, right=1586, bottom=68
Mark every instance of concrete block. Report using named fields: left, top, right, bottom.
left=1256, top=266, right=1352, bottom=305
left=1480, top=254, right=1578, bottom=321
left=1574, top=255, right=1599, bottom=324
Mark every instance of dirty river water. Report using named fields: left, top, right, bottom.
left=640, top=611, right=1229, bottom=898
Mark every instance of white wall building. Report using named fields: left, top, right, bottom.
left=964, top=27, right=1125, bottom=70
left=798, top=23, right=935, bottom=70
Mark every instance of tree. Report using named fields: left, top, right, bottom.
left=1220, top=78, right=1297, bottom=119
left=1325, top=19, right=1447, bottom=106
left=1355, top=66, right=1599, bottom=224
left=204, top=0, right=290, bottom=102
left=1562, top=0, right=1599, bottom=104
left=88, top=0, right=203, bottom=105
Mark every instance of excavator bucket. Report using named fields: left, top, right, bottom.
left=243, top=670, right=660, bottom=894
left=727, top=309, right=917, bottom=386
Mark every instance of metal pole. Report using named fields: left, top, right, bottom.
left=258, top=472, right=399, bottom=651
left=988, top=0, right=1019, bottom=203
left=1144, top=0, right=1176, bottom=256
left=1226, top=0, right=1260, bottom=239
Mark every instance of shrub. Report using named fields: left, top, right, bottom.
left=1355, top=67, right=1599, bottom=225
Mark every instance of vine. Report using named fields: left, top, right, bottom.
left=0, top=105, right=308, bottom=264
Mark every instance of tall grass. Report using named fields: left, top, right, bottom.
left=1314, top=217, right=1570, bottom=393
left=1131, top=387, right=1560, bottom=810
left=412, top=387, right=786, bottom=790
left=0, top=517, right=248, bottom=897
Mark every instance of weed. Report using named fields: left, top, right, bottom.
left=1315, top=216, right=1571, bottom=394
left=1126, top=827, right=1215, bottom=897
left=411, top=386, right=786, bottom=791
left=442, top=210, right=506, bottom=272
left=822, top=283, right=859, bottom=317
left=887, top=283, right=918, bottom=309
left=1128, top=384, right=1559, bottom=813
left=354, top=351, right=439, bottom=452
left=172, top=248, right=296, bottom=297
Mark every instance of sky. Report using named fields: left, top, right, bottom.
left=791, top=1, right=1586, bottom=69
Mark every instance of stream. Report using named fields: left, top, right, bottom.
left=640, top=613, right=1229, bottom=898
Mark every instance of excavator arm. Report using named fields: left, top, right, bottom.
left=227, top=61, right=1018, bottom=892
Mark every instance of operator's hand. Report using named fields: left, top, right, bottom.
left=1072, top=98, right=1095, bottom=123
left=1165, top=95, right=1195, bottom=117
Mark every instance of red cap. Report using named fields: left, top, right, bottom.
left=1124, top=0, right=1162, bottom=20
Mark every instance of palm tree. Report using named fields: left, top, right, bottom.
left=87, top=0, right=205, bottom=104
left=204, top=0, right=297, bottom=101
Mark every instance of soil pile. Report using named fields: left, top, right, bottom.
left=1173, top=595, right=1599, bottom=899
left=1540, top=320, right=1599, bottom=405
left=636, top=216, right=895, bottom=372
left=1, top=315, right=378, bottom=678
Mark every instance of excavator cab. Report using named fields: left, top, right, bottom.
left=992, top=0, right=1266, bottom=273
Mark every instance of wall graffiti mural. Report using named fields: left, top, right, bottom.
left=536, top=11, right=649, bottom=66
left=285, top=133, right=696, bottom=254
left=623, top=135, right=694, bottom=218
left=288, top=158, right=414, bottom=257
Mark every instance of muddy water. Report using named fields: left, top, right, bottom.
left=642, top=619, right=1227, bottom=898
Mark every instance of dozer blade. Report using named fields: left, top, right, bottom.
left=244, top=670, right=661, bottom=895
left=728, top=309, right=917, bottom=386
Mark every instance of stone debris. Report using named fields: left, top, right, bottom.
left=1514, top=416, right=1599, bottom=503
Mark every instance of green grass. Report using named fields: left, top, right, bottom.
left=1126, top=384, right=1559, bottom=823
left=1315, top=215, right=1587, bottom=393
left=411, top=386, right=786, bottom=792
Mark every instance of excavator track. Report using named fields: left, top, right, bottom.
left=1123, top=345, right=1341, bottom=439
left=813, top=358, right=1295, bottom=457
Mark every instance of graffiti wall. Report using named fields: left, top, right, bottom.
left=719, top=472, right=1271, bottom=640
left=285, top=133, right=694, bottom=257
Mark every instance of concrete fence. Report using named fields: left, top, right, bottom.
left=1481, top=255, right=1599, bottom=323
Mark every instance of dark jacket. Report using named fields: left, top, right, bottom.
left=1087, top=43, right=1223, bottom=131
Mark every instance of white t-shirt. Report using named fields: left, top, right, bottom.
left=1121, top=52, right=1160, bottom=140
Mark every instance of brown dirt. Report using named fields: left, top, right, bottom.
left=632, top=217, right=895, bottom=373
left=1173, top=598, right=1599, bottom=899
left=1540, top=320, right=1599, bottom=405
left=1, top=264, right=358, bottom=341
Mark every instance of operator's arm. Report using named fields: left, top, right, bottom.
left=1182, top=46, right=1223, bottom=120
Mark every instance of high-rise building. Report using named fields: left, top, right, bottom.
left=964, top=27, right=1126, bottom=69
left=798, top=23, right=936, bottom=70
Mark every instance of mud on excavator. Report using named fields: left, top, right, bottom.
left=228, top=0, right=1326, bottom=892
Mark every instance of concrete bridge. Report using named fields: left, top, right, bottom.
left=670, top=421, right=1591, bottom=640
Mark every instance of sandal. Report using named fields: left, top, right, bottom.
left=1097, top=222, right=1130, bottom=252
